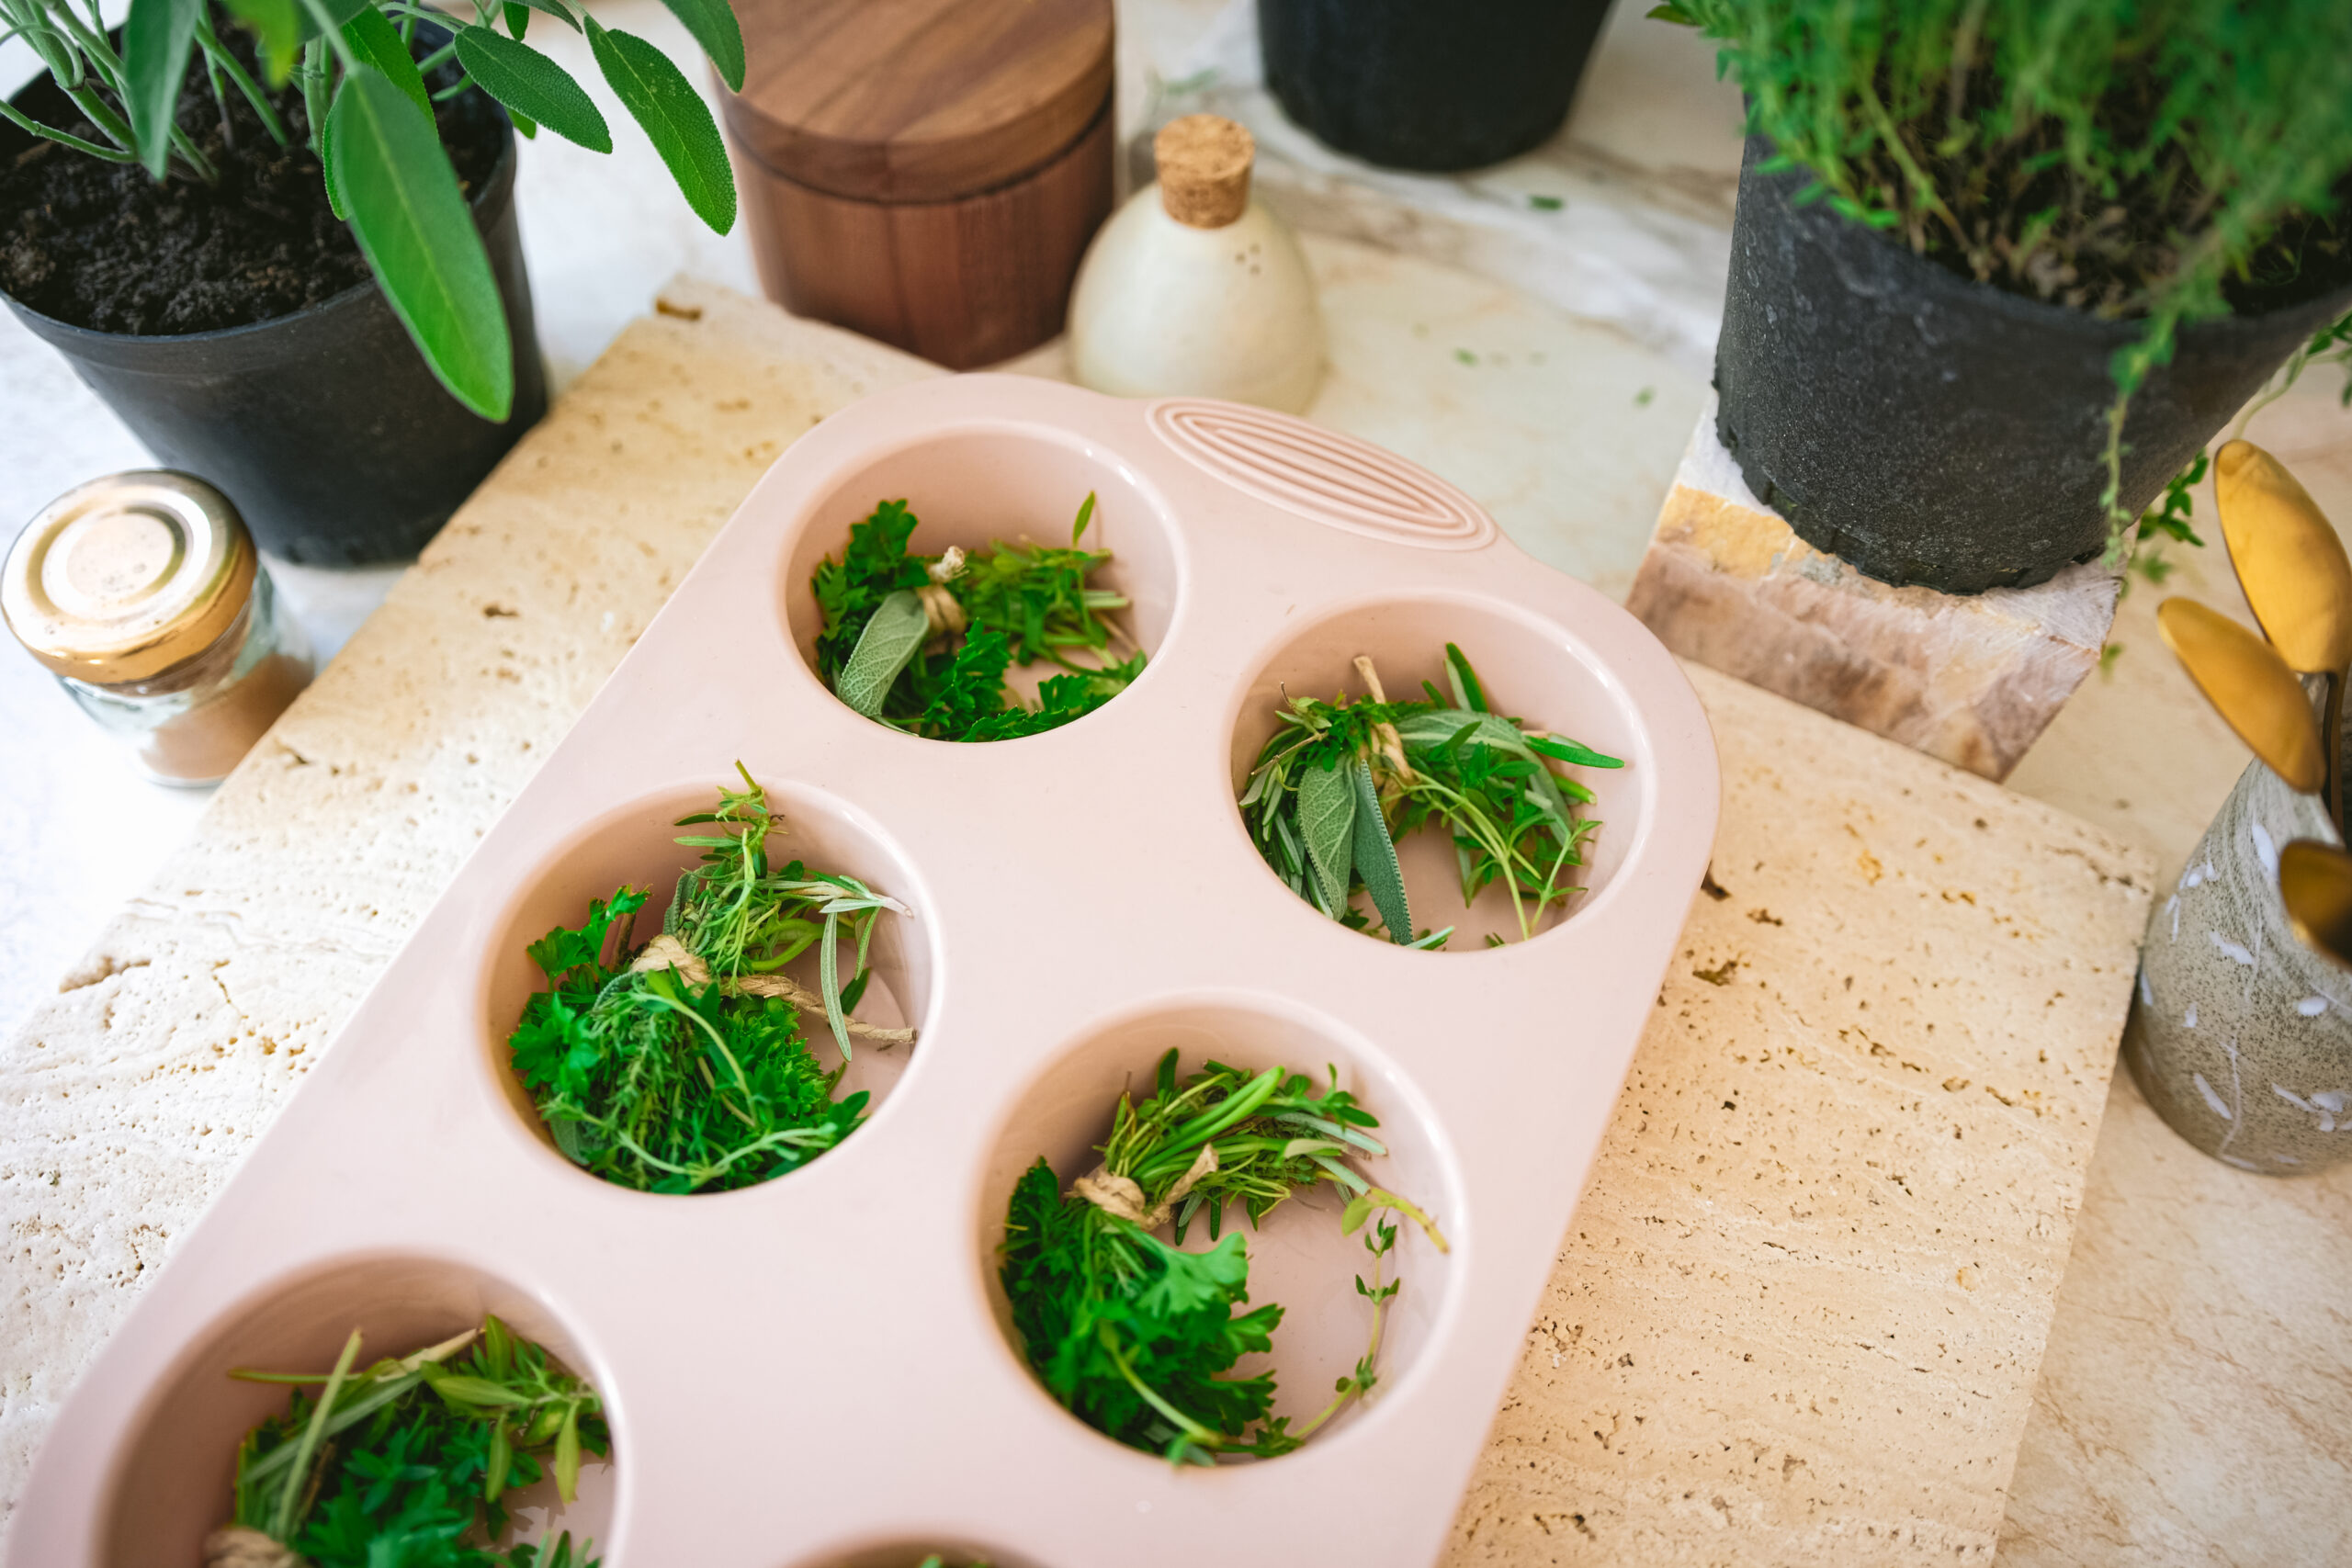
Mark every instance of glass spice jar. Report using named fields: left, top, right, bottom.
left=2, top=470, right=313, bottom=786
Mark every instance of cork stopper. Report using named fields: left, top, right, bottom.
left=1156, top=115, right=1253, bottom=229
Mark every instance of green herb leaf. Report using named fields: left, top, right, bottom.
left=342, top=5, right=433, bottom=123
left=837, top=589, right=930, bottom=717
left=122, top=0, right=199, bottom=179
left=1297, top=757, right=1357, bottom=913
left=659, top=0, right=745, bottom=92
left=328, top=65, right=514, bottom=421
left=507, top=0, right=584, bottom=33
left=1349, top=756, right=1413, bottom=943
left=456, top=23, right=613, bottom=152
left=220, top=0, right=300, bottom=82
left=586, top=17, right=736, bottom=234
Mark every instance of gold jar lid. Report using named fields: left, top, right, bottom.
left=2, top=470, right=257, bottom=683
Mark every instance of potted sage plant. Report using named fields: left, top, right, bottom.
left=0, top=0, right=743, bottom=563
left=1657, top=0, right=2352, bottom=593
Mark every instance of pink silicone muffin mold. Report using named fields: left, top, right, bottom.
left=95, top=1252, right=616, bottom=1568
left=478, top=776, right=937, bottom=1183
left=974, top=994, right=1462, bottom=1453
left=17, top=375, right=1720, bottom=1567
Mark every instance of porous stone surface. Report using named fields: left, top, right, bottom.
left=0, top=281, right=2156, bottom=1562
left=0, top=279, right=938, bottom=1531
left=1443, top=662, right=2152, bottom=1566
left=1626, top=397, right=2120, bottom=782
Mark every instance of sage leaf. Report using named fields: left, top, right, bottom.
left=1298, top=757, right=1357, bottom=915
left=343, top=5, right=432, bottom=122
left=507, top=0, right=583, bottom=33
left=836, top=590, right=929, bottom=717
left=123, top=0, right=198, bottom=178
left=586, top=17, right=736, bottom=233
left=1350, top=756, right=1413, bottom=942
left=659, top=0, right=744, bottom=92
left=456, top=24, right=612, bottom=152
left=220, top=0, right=300, bottom=83
left=329, top=65, right=514, bottom=421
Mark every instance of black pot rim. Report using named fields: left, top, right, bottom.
left=0, top=64, right=516, bottom=350
left=1747, top=136, right=2352, bottom=343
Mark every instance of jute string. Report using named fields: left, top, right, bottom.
left=629, top=934, right=917, bottom=1044
left=1070, top=1143, right=1219, bottom=1230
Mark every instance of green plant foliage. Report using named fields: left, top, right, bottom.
left=1239, top=644, right=1623, bottom=947
left=2, top=0, right=745, bottom=416
left=1655, top=1, right=2352, bottom=518
left=223, top=1314, right=606, bottom=1566
left=1000, top=1052, right=1447, bottom=1464
left=812, top=495, right=1147, bottom=742
left=505, top=767, right=909, bottom=1193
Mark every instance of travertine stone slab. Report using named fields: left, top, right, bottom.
left=1626, top=400, right=2120, bottom=782
left=0, top=281, right=2154, bottom=1561
left=1445, top=662, right=2152, bottom=1566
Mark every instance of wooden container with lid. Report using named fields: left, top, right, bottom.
left=724, top=0, right=1115, bottom=369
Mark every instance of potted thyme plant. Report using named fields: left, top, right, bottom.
left=1656, top=0, right=2352, bottom=593
left=0, top=0, right=743, bottom=563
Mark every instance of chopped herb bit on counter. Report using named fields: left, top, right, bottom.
left=1000, top=1052, right=1447, bottom=1465
left=1238, top=644, right=1623, bottom=947
left=507, top=768, right=912, bottom=1194
left=813, top=494, right=1144, bottom=740
left=1529, top=194, right=1565, bottom=210
left=207, top=1315, right=605, bottom=1568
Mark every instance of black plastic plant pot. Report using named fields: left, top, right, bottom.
left=1717, top=137, right=2352, bottom=594
left=0, top=87, right=545, bottom=566
left=1257, top=0, right=1611, bottom=173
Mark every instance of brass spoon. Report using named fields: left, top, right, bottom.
left=2280, top=839, right=2352, bottom=969
left=2157, top=597, right=2326, bottom=794
left=2216, top=439, right=2352, bottom=819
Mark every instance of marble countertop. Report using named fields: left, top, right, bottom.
left=2, top=2, right=2345, bottom=1562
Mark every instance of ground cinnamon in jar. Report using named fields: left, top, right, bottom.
left=2, top=471, right=313, bottom=785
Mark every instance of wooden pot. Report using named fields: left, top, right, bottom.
left=724, top=0, right=1115, bottom=369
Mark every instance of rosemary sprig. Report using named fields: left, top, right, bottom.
left=1000, top=1051, right=1446, bottom=1465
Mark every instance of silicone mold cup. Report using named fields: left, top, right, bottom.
left=16, top=378, right=1720, bottom=1567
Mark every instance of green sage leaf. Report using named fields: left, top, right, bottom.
left=586, top=17, right=736, bottom=234
left=1297, top=757, right=1357, bottom=914
left=836, top=589, right=929, bottom=717
left=123, top=0, right=199, bottom=179
left=220, top=0, right=300, bottom=84
left=659, top=0, right=744, bottom=92
left=344, top=5, right=433, bottom=123
left=507, top=0, right=583, bottom=32
left=456, top=24, right=612, bottom=152
left=1350, top=756, right=1413, bottom=943
left=318, top=93, right=346, bottom=218
left=329, top=65, right=514, bottom=422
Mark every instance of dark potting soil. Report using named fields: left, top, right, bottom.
left=0, top=30, right=503, bottom=336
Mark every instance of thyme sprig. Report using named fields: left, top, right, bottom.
left=506, top=768, right=910, bottom=1194
left=1001, top=1052, right=1446, bottom=1465
left=210, top=1314, right=605, bottom=1568
left=1240, top=644, right=1623, bottom=947
left=812, top=495, right=1144, bottom=741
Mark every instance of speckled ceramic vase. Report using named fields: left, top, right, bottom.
left=2127, top=757, right=2352, bottom=1173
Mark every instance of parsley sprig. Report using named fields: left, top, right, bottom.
left=506, top=769, right=911, bottom=1194
left=211, top=1315, right=605, bottom=1568
left=1001, top=1052, right=1447, bottom=1465
left=1239, top=644, right=1623, bottom=947
left=812, top=495, right=1145, bottom=741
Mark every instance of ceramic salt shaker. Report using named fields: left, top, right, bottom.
left=2127, top=754, right=2352, bottom=1172
left=1068, top=115, right=1325, bottom=412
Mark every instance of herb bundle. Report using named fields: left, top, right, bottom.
left=507, top=768, right=912, bottom=1195
left=1000, top=1052, right=1446, bottom=1464
left=206, top=1314, right=604, bottom=1568
left=812, top=495, right=1146, bottom=741
left=1240, top=644, right=1623, bottom=948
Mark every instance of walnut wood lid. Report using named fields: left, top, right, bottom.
left=726, top=0, right=1114, bottom=204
